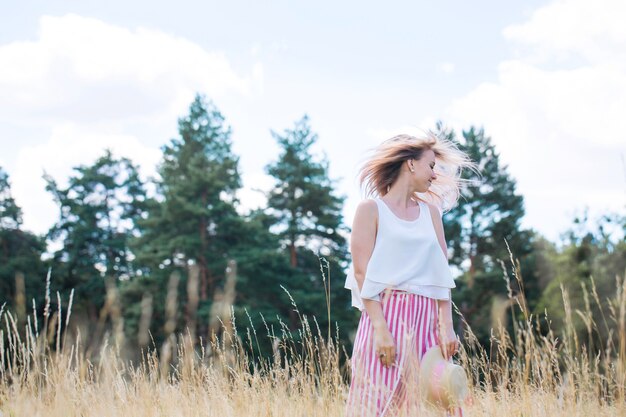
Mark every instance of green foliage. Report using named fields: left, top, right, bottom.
left=266, top=116, right=348, bottom=265
left=0, top=167, right=46, bottom=313
left=132, top=94, right=241, bottom=295
left=436, top=124, right=536, bottom=344
left=0, top=168, right=23, bottom=229
left=264, top=115, right=355, bottom=345
left=537, top=211, right=625, bottom=347
left=45, top=151, right=147, bottom=318
left=126, top=94, right=247, bottom=346
left=228, top=209, right=295, bottom=350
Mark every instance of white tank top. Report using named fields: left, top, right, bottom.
left=344, top=198, right=456, bottom=310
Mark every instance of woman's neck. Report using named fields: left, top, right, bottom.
left=384, top=177, right=418, bottom=208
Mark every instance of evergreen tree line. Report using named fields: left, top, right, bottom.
left=0, top=94, right=624, bottom=359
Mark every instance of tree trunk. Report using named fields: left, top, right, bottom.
left=198, top=220, right=211, bottom=300
left=290, top=242, right=297, bottom=267
left=288, top=308, right=298, bottom=330
left=289, top=205, right=298, bottom=267
left=468, top=210, right=477, bottom=288
left=198, top=191, right=212, bottom=300
left=198, top=254, right=209, bottom=301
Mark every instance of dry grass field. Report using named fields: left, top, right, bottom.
left=1, top=262, right=624, bottom=417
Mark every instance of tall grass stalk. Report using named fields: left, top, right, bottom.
left=0, top=253, right=624, bottom=416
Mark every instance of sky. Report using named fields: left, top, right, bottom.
left=0, top=0, right=624, bottom=244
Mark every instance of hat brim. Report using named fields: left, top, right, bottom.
left=419, top=347, right=468, bottom=409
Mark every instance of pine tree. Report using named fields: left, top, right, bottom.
left=264, top=115, right=353, bottom=336
left=266, top=115, right=348, bottom=267
left=45, top=151, right=147, bottom=320
left=0, top=168, right=22, bottom=229
left=127, top=94, right=246, bottom=347
left=0, top=167, right=46, bottom=316
left=436, top=124, right=535, bottom=344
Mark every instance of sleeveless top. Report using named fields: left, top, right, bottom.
left=344, top=198, right=456, bottom=310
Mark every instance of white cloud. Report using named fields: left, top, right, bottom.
left=439, top=62, right=455, bottom=74
left=0, top=14, right=263, bottom=124
left=0, top=14, right=264, bottom=234
left=444, top=0, right=626, bottom=241
left=12, top=124, right=161, bottom=234
left=503, top=0, right=626, bottom=67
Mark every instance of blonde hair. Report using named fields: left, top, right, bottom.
left=358, top=131, right=478, bottom=213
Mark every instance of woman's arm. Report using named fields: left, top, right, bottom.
left=351, top=200, right=396, bottom=367
left=427, top=203, right=458, bottom=359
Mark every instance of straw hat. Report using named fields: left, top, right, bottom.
left=419, top=347, right=469, bottom=409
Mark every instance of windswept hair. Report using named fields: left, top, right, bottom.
left=358, top=130, right=478, bottom=213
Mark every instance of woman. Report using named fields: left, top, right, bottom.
left=344, top=132, right=476, bottom=416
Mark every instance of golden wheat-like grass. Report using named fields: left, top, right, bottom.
left=0, top=252, right=624, bottom=416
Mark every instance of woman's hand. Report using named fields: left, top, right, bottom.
left=438, top=322, right=459, bottom=360
left=373, top=323, right=396, bottom=368
left=437, top=298, right=459, bottom=360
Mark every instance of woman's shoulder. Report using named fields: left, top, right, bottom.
left=357, top=198, right=378, bottom=209
left=354, top=198, right=379, bottom=219
left=420, top=200, right=443, bottom=220
left=352, top=199, right=379, bottom=234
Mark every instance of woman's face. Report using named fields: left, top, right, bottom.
left=409, top=149, right=437, bottom=192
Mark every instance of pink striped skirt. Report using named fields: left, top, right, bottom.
left=345, top=290, right=463, bottom=417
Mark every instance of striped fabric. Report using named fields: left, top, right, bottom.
left=345, top=290, right=463, bottom=417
